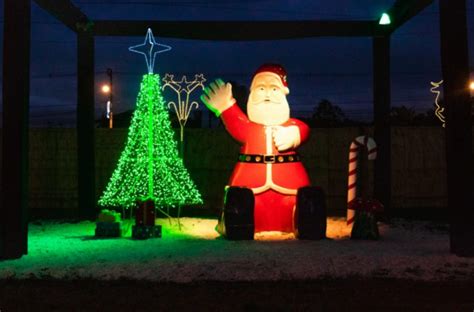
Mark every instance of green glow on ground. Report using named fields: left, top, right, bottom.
left=0, top=218, right=472, bottom=282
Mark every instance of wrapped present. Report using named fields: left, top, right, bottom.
left=98, top=209, right=122, bottom=223
left=95, top=222, right=122, bottom=238
left=132, top=225, right=162, bottom=240
left=348, top=198, right=383, bottom=214
left=351, top=211, right=379, bottom=240
left=350, top=198, right=383, bottom=240
left=136, top=200, right=156, bottom=226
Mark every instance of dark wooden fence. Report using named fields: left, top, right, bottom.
left=0, top=127, right=456, bottom=218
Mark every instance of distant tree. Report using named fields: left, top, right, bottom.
left=390, top=106, right=419, bottom=125
left=116, top=110, right=135, bottom=128
left=96, top=109, right=204, bottom=128
left=390, top=105, right=443, bottom=126
left=97, top=110, right=134, bottom=128
left=390, top=105, right=416, bottom=123
left=311, top=99, right=346, bottom=127
left=390, top=97, right=474, bottom=126
left=421, top=108, right=441, bottom=126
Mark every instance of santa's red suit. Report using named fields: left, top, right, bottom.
left=220, top=103, right=311, bottom=233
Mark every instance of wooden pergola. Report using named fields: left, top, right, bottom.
left=1, top=0, right=472, bottom=259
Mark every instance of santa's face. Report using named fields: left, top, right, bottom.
left=247, top=73, right=290, bottom=126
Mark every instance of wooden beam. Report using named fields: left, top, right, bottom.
left=1, top=0, right=30, bottom=259
left=373, top=36, right=392, bottom=218
left=93, top=20, right=377, bottom=39
left=77, top=31, right=96, bottom=219
left=439, top=0, right=473, bottom=257
left=33, top=0, right=92, bottom=32
left=387, top=0, right=434, bottom=33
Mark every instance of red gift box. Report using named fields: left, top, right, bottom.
left=136, top=200, right=156, bottom=226
left=348, top=197, right=384, bottom=213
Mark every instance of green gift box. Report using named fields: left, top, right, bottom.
left=132, top=225, right=162, bottom=240
left=95, top=222, right=122, bottom=238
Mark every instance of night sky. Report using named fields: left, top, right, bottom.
left=0, top=0, right=473, bottom=126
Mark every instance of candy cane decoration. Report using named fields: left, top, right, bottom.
left=347, top=136, right=377, bottom=225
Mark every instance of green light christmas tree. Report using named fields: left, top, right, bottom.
left=98, top=29, right=202, bottom=210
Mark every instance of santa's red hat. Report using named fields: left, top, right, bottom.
left=250, top=63, right=290, bottom=95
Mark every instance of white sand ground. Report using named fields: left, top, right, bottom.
left=1, top=217, right=473, bottom=282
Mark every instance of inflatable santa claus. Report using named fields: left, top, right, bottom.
left=201, top=64, right=326, bottom=240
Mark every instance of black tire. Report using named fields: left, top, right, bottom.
left=223, top=186, right=255, bottom=240
left=296, top=186, right=327, bottom=240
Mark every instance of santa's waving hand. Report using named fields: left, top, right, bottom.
left=200, top=79, right=235, bottom=117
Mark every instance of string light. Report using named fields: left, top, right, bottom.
left=98, top=74, right=203, bottom=209
left=430, top=80, right=445, bottom=128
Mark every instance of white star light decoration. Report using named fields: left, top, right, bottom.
left=129, top=28, right=172, bottom=74
left=162, top=73, right=206, bottom=142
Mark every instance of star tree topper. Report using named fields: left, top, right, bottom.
left=129, top=28, right=172, bottom=74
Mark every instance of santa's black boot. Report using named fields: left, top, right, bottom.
left=222, top=187, right=255, bottom=240
left=296, top=186, right=327, bottom=240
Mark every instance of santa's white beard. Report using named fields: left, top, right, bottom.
left=247, top=98, right=290, bottom=126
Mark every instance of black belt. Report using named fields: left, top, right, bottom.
left=238, top=153, right=301, bottom=164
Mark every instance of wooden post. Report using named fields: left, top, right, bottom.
left=373, top=36, right=392, bottom=218
left=93, top=20, right=377, bottom=38
left=77, top=31, right=96, bottom=219
left=439, top=0, right=474, bottom=257
left=1, top=0, right=31, bottom=259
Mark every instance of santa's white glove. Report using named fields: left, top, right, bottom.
left=272, top=126, right=301, bottom=152
left=200, top=79, right=235, bottom=117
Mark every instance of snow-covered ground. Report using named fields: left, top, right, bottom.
left=1, top=217, right=473, bottom=282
